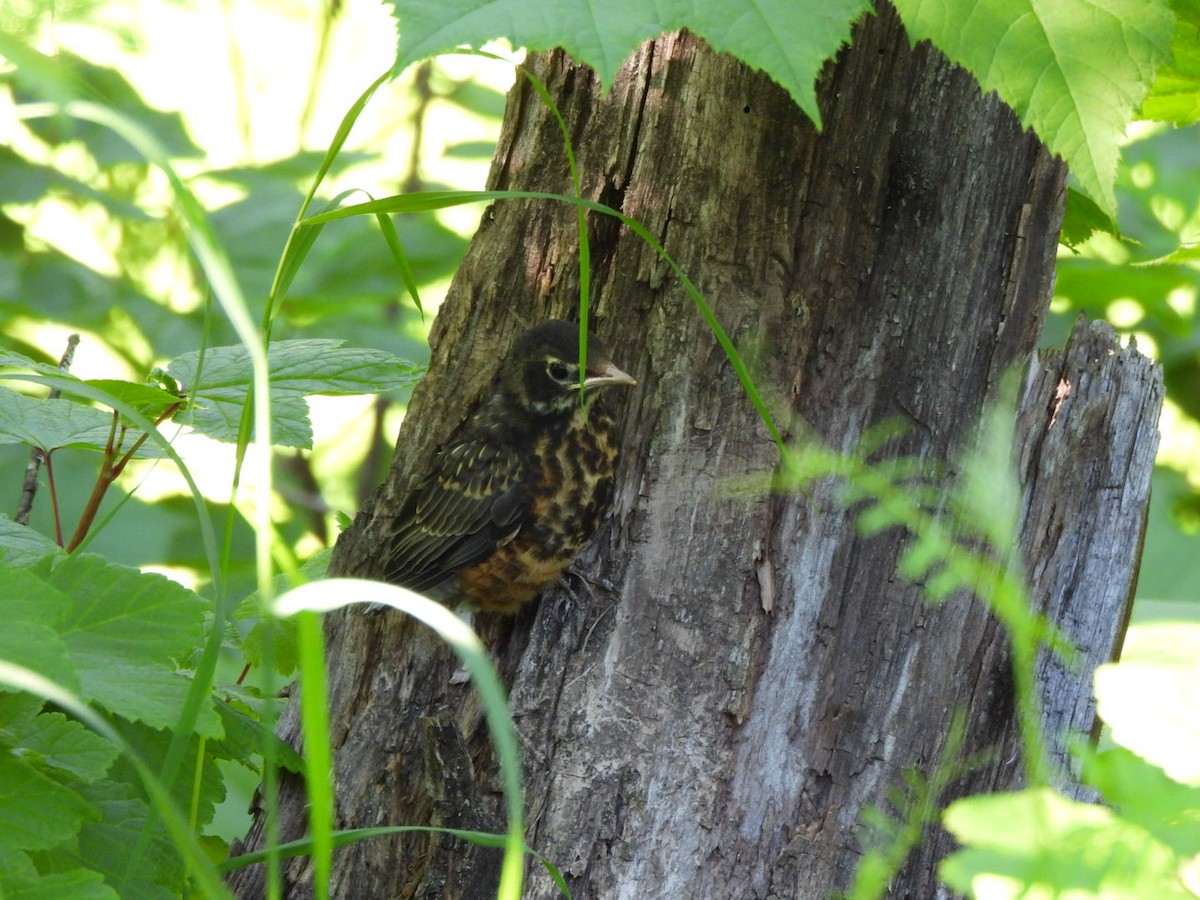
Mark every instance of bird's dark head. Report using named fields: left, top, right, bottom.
left=503, top=320, right=636, bottom=419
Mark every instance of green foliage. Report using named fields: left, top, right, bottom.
left=390, top=0, right=871, bottom=126
left=1, top=0, right=1197, bottom=897
left=168, top=341, right=423, bottom=449
left=810, top=388, right=1200, bottom=899
left=1142, top=0, right=1200, bottom=124
left=842, top=711, right=993, bottom=900
left=388, top=0, right=1179, bottom=220
left=893, top=0, right=1174, bottom=220
left=0, top=553, right=242, bottom=896
left=941, top=786, right=1195, bottom=898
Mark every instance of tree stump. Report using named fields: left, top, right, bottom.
left=229, top=6, right=1161, bottom=898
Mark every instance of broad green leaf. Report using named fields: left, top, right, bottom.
left=0, top=517, right=62, bottom=569
left=211, top=700, right=305, bottom=774
left=0, top=867, right=116, bottom=900
left=1081, top=746, right=1200, bottom=857
left=1141, top=0, right=1200, bottom=124
left=74, top=782, right=184, bottom=898
left=0, top=388, right=166, bottom=459
left=167, top=340, right=423, bottom=448
left=1059, top=186, right=1120, bottom=247
left=893, top=0, right=1175, bottom=219
left=389, top=0, right=871, bottom=126
left=941, top=787, right=1192, bottom=898
left=0, top=564, right=79, bottom=694
left=0, top=146, right=150, bottom=224
left=0, top=755, right=95, bottom=855
left=0, top=350, right=70, bottom=378
left=17, top=712, right=120, bottom=784
left=237, top=548, right=331, bottom=676
left=107, top=722, right=226, bottom=832
left=46, top=555, right=221, bottom=737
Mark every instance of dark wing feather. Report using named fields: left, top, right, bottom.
left=383, top=427, right=527, bottom=593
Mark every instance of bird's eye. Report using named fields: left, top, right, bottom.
left=547, top=360, right=571, bottom=382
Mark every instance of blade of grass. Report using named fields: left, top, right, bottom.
left=302, top=189, right=785, bottom=452
left=16, top=97, right=275, bottom=888
left=270, top=579, right=528, bottom=900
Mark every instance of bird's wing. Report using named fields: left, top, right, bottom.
left=383, top=431, right=527, bottom=593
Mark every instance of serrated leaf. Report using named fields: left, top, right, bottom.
left=0, top=564, right=79, bottom=695
left=108, top=722, right=226, bottom=831
left=74, top=781, right=184, bottom=897
left=940, top=787, right=1192, bottom=899
left=18, top=712, right=120, bottom=784
left=1141, top=0, right=1200, bottom=124
left=894, top=0, right=1175, bottom=219
left=1081, top=745, right=1200, bottom=857
left=0, top=389, right=166, bottom=459
left=167, top=340, right=422, bottom=448
left=0, top=516, right=63, bottom=567
left=0, top=867, right=116, bottom=900
left=1060, top=185, right=1120, bottom=247
left=211, top=702, right=305, bottom=773
left=0, top=755, right=95, bottom=855
left=0, top=389, right=111, bottom=452
left=390, top=0, right=871, bottom=126
left=46, top=555, right=221, bottom=737
left=0, top=350, right=78, bottom=378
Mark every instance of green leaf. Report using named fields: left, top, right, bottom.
left=0, top=754, right=95, bottom=855
left=1059, top=186, right=1120, bottom=247
left=0, top=867, right=116, bottom=900
left=107, top=722, right=226, bottom=832
left=235, top=548, right=334, bottom=678
left=16, top=712, right=120, bottom=784
left=940, top=787, right=1192, bottom=898
left=893, top=0, right=1175, bottom=220
left=0, top=388, right=167, bottom=459
left=4, top=49, right=201, bottom=165
left=1081, top=746, right=1200, bottom=857
left=389, top=0, right=871, bottom=126
left=74, top=781, right=184, bottom=898
left=83, top=381, right=181, bottom=421
left=0, top=515, right=63, bottom=567
left=167, top=340, right=423, bottom=448
left=0, top=564, right=79, bottom=695
left=955, top=380, right=1020, bottom=552
left=0, top=389, right=110, bottom=452
left=46, top=555, right=221, bottom=737
left=1141, top=0, right=1200, bottom=124
left=210, top=700, right=304, bottom=774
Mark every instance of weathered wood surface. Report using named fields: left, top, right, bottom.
left=229, top=4, right=1161, bottom=897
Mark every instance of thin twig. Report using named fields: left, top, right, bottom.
left=15, top=334, right=79, bottom=525
left=64, top=401, right=182, bottom=553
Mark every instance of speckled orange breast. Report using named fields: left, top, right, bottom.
left=456, top=408, right=621, bottom=611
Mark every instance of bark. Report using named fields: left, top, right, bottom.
left=229, top=4, right=1162, bottom=898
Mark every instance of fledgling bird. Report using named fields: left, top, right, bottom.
left=380, top=319, right=636, bottom=613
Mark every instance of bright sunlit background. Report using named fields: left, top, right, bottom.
left=1, top=0, right=519, bottom=598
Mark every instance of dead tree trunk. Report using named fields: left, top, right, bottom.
left=230, top=5, right=1161, bottom=898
